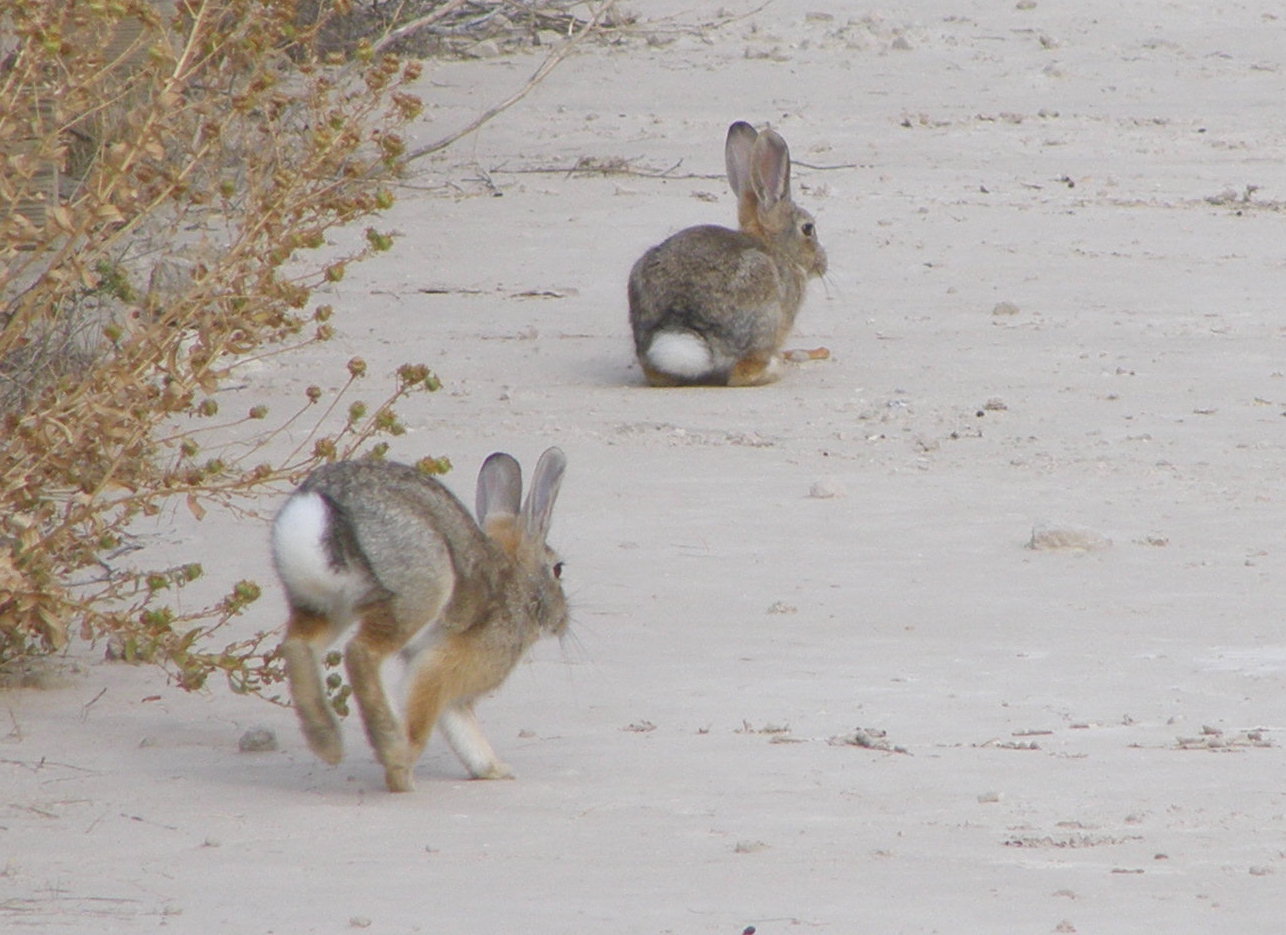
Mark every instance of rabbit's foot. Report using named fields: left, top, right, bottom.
left=729, top=354, right=782, bottom=386
left=783, top=345, right=830, bottom=362
left=301, top=722, right=343, bottom=765
left=376, top=738, right=415, bottom=792
left=384, top=764, right=415, bottom=793
left=471, top=760, right=515, bottom=780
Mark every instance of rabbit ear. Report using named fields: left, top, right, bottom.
left=750, top=128, right=792, bottom=211
left=521, top=447, right=566, bottom=543
left=725, top=121, right=758, bottom=199
left=476, top=452, right=522, bottom=524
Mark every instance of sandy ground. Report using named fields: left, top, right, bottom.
left=5, top=1, right=1286, bottom=932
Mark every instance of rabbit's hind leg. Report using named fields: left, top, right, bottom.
left=281, top=606, right=345, bottom=765
left=728, top=352, right=782, bottom=386
left=346, top=599, right=417, bottom=792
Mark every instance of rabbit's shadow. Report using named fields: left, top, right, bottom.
left=572, top=354, right=647, bottom=389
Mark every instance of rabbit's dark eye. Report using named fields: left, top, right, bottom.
left=552, top=561, right=565, bottom=579
left=802, top=222, right=815, bottom=237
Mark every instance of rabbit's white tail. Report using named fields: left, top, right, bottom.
left=646, top=331, right=712, bottom=379
left=272, top=493, right=369, bottom=619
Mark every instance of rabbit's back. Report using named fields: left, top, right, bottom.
left=279, top=461, right=492, bottom=626
left=629, top=225, right=800, bottom=361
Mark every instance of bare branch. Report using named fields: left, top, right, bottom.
left=401, top=0, right=618, bottom=163
left=371, top=0, right=471, bottom=54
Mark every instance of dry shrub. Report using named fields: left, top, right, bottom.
left=0, top=0, right=442, bottom=695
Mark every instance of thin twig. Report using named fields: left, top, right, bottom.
left=401, top=0, right=618, bottom=163
left=795, top=160, right=863, bottom=171
left=626, top=0, right=775, bottom=38
left=490, top=157, right=860, bottom=180
left=371, top=0, right=471, bottom=54
left=493, top=159, right=709, bottom=180
left=78, top=687, right=107, bottom=722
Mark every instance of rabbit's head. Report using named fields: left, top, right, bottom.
left=476, top=447, right=569, bottom=638
left=726, top=121, right=828, bottom=281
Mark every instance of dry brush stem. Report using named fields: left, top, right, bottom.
left=0, top=0, right=438, bottom=691
left=400, top=0, right=619, bottom=162
left=0, top=0, right=632, bottom=693
left=371, top=0, right=472, bottom=54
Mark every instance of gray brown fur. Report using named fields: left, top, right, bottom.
left=628, top=121, right=828, bottom=387
left=271, top=449, right=568, bottom=792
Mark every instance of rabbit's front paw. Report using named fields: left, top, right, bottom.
left=473, top=761, right=515, bottom=781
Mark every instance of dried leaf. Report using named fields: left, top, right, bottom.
left=49, top=204, right=74, bottom=233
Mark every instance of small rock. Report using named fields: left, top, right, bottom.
left=1028, top=524, right=1111, bottom=552
left=992, top=301, right=1021, bottom=316
left=238, top=727, right=278, bottom=753
left=977, top=791, right=1003, bottom=804
left=734, top=840, right=769, bottom=854
left=766, top=601, right=798, bottom=615
left=808, top=479, right=847, bottom=499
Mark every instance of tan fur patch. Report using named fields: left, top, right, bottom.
left=738, top=191, right=767, bottom=242
left=483, top=513, right=521, bottom=556
left=405, top=632, right=489, bottom=748
left=729, top=355, right=779, bottom=387
left=354, top=600, right=410, bottom=653
left=284, top=606, right=332, bottom=640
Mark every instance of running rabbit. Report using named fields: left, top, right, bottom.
left=628, top=120, right=828, bottom=386
left=270, top=448, right=568, bottom=792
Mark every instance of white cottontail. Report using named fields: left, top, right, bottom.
left=628, top=120, right=828, bottom=386
left=270, top=448, right=568, bottom=792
